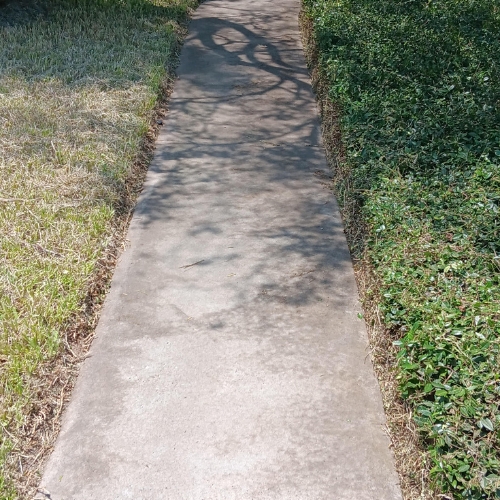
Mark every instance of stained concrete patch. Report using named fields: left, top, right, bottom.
left=39, top=0, right=403, bottom=498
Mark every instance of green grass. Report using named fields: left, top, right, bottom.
left=0, top=0, right=196, bottom=496
left=303, top=0, right=500, bottom=498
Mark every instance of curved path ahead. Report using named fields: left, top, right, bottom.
left=40, top=0, right=403, bottom=498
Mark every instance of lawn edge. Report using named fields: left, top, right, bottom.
left=298, top=8, right=437, bottom=500
left=4, top=17, right=195, bottom=500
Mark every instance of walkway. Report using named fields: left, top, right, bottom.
left=40, top=0, right=402, bottom=498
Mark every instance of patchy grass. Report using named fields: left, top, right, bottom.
left=0, top=0, right=196, bottom=496
left=302, top=0, right=500, bottom=499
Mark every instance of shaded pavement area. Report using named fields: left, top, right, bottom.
left=39, top=0, right=403, bottom=498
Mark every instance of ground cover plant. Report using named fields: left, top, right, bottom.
left=303, top=0, right=500, bottom=498
left=0, top=0, right=197, bottom=496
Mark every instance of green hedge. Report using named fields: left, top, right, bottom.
left=303, top=0, right=500, bottom=498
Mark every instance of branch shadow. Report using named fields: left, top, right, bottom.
left=122, top=2, right=356, bottom=313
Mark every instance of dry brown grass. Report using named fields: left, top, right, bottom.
left=299, top=9, right=437, bottom=500
left=0, top=0, right=196, bottom=496
left=7, top=76, right=178, bottom=500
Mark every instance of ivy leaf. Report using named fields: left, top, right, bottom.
left=479, top=418, right=494, bottom=432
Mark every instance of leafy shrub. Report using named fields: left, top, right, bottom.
left=304, top=0, right=500, bottom=498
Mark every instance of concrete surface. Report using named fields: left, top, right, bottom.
left=39, top=0, right=403, bottom=498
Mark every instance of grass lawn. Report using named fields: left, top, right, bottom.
left=0, top=0, right=196, bottom=496
left=302, top=0, right=500, bottom=499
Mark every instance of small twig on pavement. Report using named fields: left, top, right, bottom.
left=179, top=259, right=204, bottom=269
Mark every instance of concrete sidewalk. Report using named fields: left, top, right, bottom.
left=39, top=0, right=402, bottom=498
